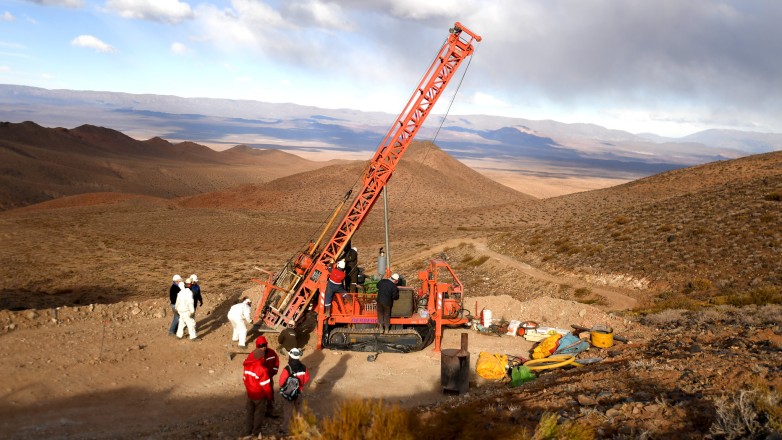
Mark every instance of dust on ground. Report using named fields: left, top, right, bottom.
left=0, top=292, right=632, bottom=439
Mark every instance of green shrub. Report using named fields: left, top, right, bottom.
left=763, top=191, right=782, bottom=202
left=637, top=292, right=706, bottom=314
left=719, top=286, right=782, bottom=306
left=658, top=224, right=674, bottom=232
left=532, top=412, right=594, bottom=440
left=684, top=278, right=713, bottom=293
left=574, top=287, right=591, bottom=297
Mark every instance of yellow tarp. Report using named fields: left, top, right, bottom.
left=476, top=351, right=508, bottom=380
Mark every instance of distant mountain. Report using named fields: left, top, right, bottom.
left=0, top=121, right=326, bottom=210
left=2, top=84, right=781, bottom=180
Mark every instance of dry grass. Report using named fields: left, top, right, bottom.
left=290, top=399, right=601, bottom=440
left=488, top=151, right=782, bottom=305
left=710, top=385, right=782, bottom=439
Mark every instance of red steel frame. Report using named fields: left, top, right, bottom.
left=253, top=23, right=481, bottom=349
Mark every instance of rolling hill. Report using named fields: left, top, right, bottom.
left=0, top=121, right=328, bottom=210
left=488, top=150, right=782, bottom=298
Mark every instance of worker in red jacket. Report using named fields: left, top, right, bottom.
left=242, top=338, right=273, bottom=437
left=324, top=260, right=347, bottom=317
left=255, top=336, right=280, bottom=416
left=278, top=348, right=311, bottom=437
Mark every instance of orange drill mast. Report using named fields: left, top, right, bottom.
left=253, top=23, right=481, bottom=345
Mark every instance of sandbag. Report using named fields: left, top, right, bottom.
left=476, top=351, right=508, bottom=380
left=531, top=332, right=563, bottom=359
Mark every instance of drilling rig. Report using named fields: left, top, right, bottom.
left=252, top=22, right=481, bottom=353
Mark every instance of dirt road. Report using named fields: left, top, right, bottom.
left=396, top=237, right=638, bottom=311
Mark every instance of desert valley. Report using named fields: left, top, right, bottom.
left=1, top=120, right=781, bottom=439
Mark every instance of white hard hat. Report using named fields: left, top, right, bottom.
left=185, top=277, right=192, bottom=284
left=391, top=273, right=399, bottom=281
left=190, top=274, right=198, bottom=282
left=337, top=260, right=345, bottom=269
left=173, top=274, right=182, bottom=282
left=289, top=348, right=302, bottom=359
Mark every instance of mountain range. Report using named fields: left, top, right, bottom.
left=3, top=84, right=782, bottom=182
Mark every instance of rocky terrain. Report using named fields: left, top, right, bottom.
left=1, top=123, right=781, bottom=439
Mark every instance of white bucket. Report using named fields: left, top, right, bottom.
left=481, top=309, right=492, bottom=327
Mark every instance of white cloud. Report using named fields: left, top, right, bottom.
left=105, top=0, right=194, bottom=24
left=0, top=65, right=10, bottom=72
left=170, top=41, right=189, bottom=54
left=385, top=0, right=469, bottom=20
left=469, top=91, right=511, bottom=109
left=2, top=11, right=15, bottom=21
left=283, top=0, right=353, bottom=30
left=71, top=35, right=118, bottom=53
left=27, top=0, right=84, bottom=7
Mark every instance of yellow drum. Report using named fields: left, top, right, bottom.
left=590, top=325, right=614, bottom=348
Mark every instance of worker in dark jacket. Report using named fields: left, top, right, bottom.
left=189, top=274, right=203, bottom=315
left=376, top=273, right=400, bottom=333
left=343, top=246, right=359, bottom=292
left=277, top=319, right=299, bottom=356
left=168, top=274, right=183, bottom=336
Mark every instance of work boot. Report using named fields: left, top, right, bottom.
left=324, top=306, right=331, bottom=317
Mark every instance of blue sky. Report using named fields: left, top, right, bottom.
left=2, top=0, right=781, bottom=137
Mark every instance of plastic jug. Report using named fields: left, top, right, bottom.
left=481, top=309, right=492, bottom=327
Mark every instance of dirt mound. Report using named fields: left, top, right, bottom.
left=470, top=295, right=632, bottom=334
left=183, top=141, right=533, bottom=212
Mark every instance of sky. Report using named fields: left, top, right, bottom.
left=1, top=0, right=782, bottom=138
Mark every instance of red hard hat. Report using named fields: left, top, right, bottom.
left=255, top=336, right=268, bottom=347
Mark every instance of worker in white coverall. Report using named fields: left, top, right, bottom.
left=228, top=297, right=253, bottom=348
left=175, top=278, right=199, bottom=340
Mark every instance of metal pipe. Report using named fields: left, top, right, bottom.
left=312, top=189, right=352, bottom=257
left=383, top=186, right=391, bottom=277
